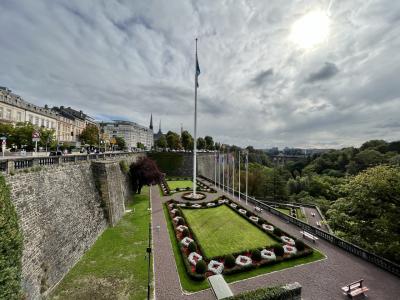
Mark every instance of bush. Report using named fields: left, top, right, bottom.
left=174, top=210, right=181, bottom=217
left=188, top=241, right=197, bottom=252
left=295, top=240, right=305, bottom=251
left=246, top=211, right=252, bottom=217
left=224, top=254, right=236, bottom=268
left=182, top=228, right=189, bottom=237
left=257, top=219, right=264, bottom=225
left=195, top=260, right=207, bottom=274
left=177, top=218, right=185, bottom=226
left=273, top=227, right=282, bottom=236
left=251, top=249, right=262, bottom=262
left=272, top=244, right=284, bottom=257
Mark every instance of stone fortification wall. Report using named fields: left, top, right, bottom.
left=5, top=153, right=143, bottom=299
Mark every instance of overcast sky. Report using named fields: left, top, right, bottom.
left=1, top=0, right=399, bottom=149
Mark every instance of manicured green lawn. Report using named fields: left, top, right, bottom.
left=182, top=205, right=276, bottom=258
left=163, top=204, right=325, bottom=293
left=167, top=180, right=193, bottom=190
left=50, top=187, right=151, bottom=300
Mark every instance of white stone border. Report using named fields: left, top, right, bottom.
left=176, top=225, right=188, bottom=232
left=207, top=202, right=216, bottom=207
left=208, top=260, right=224, bottom=274
left=230, top=203, right=237, bottom=208
left=261, top=249, right=276, bottom=260
left=181, top=237, right=194, bottom=247
left=191, top=204, right=201, bottom=208
left=188, top=252, right=202, bottom=266
left=262, top=224, right=274, bottom=232
left=283, top=245, right=297, bottom=255
left=249, top=216, right=259, bottom=222
left=173, top=216, right=183, bottom=224
left=281, top=236, right=295, bottom=246
left=238, top=208, right=247, bottom=215
left=235, top=255, right=252, bottom=266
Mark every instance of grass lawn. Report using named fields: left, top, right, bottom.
left=50, top=186, right=151, bottom=300
left=276, top=207, right=307, bottom=223
left=163, top=204, right=325, bottom=293
left=182, top=205, right=276, bottom=258
left=167, top=180, right=193, bottom=190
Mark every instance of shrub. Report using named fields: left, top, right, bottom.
left=182, top=228, right=189, bottom=237
left=224, top=254, right=236, bottom=268
left=177, top=218, right=185, bottom=226
left=188, top=241, right=197, bottom=252
left=251, top=249, right=262, bottom=262
left=295, top=240, right=305, bottom=251
left=195, top=260, right=207, bottom=274
left=273, top=227, right=282, bottom=236
left=246, top=211, right=252, bottom=217
left=272, top=244, right=284, bottom=257
left=257, top=219, right=264, bottom=225
left=174, top=210, right=181, bottom=217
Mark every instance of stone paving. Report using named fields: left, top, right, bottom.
left=151, top=181, right=400, bottom=300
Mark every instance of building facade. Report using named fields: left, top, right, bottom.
left=99, top=120, right=153, bottom=150
left=0, top=87, right=58, bottom=132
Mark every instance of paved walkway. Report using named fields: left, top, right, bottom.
left=151, top=181, right=400, bottom=300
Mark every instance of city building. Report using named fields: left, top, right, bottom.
left=0, top=86, right=58, bottom=132
left=153, top=119, right=164, bottom=143
left=52, top=106, right=96, bottom=146
left=99, top=120, right=153, bottom=150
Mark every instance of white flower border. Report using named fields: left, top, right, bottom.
left=173, top=216, right=182, bottom=224
left=181, top=237, right=194, bottom=247
left=238, top=208, right=247, bottom=215
left=188, top=252, right=202, bottom=266
left=176, top=225, right=188, bottom=232
left=281, top=236, right=295, bottom=246
left=262, top=224, right=274, bottom=232
left=283, top=245, right=297, bottom=255
left=230, top=203, right=237, bottom=208
left=208, top=260, right=224, bottom=274
left=249, top=216, right=259, bottom=222
left=171, top=208, right=178, bottom=214
left=235, top=255, right=252, bottom=266
left=191, top=204, right=201, bottom=208
left=218, top=199, right=228, bottom=204
left=261, top=249, right=276, bottom=260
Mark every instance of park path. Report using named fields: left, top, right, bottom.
left=152, top=181, right=400, bottom=300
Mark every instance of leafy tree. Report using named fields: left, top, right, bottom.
left=129, top=157, right=163, bottom=194
left=136, top=141, right=145, bottom=150
left=166, top=131, right=181, bottom=150
left=360, top=139, right=388, bottom=153
left=156, top=135, right=167, bottom=149
left=180, top=130, right=193, bottom=151
left=39, top=128, right=56, bottom=151
left=204, top=136, right=214, bottom=150
left=197, top=137, right=206, bottom=150
left=79, top=124, right=99, bottom=146
left=327, top=165, right=400, bottom=263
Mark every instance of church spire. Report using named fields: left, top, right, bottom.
left=158, top=120, right=162, bottom=134
left=149, top=113, right=153, bottom=130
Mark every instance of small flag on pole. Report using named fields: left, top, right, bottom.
left=196, top=52, right=201, bottom=88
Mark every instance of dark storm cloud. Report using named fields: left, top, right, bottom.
left=306, top=62, right=339, bottom=83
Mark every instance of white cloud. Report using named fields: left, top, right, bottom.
left=0, top=0, right=399, bottom=149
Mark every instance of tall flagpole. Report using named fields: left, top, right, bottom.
left=193, top=38, right=198, bottom=196
left=227, top=153, right=230, bottom=194
left=238, top=151, right=241, bottom=201
left=232, top=155, right=235, bottom=198
left=222, top=152, right=225, bottom=193
left=214, top=151, right=217, bottom=187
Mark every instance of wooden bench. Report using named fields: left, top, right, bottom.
left=254, top=206, right=263, bottom=213
left=341, top=279, right=369, bottom=298
left=300, top=231, right=318, bottom=243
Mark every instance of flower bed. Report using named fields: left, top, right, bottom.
left=208, top=260, right=224, bottom=274
left=160, top=179, right=217, bottom=196
left=236, top=255, right=252, bottom=266
left=188, top=252, right=202, bottom=265
left=281, top=236, right=295, bottom=246
left=261, top=249, right=276, bottom=260
left=165, top=197, right=314, bottom=282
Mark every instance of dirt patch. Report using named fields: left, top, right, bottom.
left=51, top=276, right=132, bottom=300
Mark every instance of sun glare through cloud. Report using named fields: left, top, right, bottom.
left=290, top=10, right=330, bottom=50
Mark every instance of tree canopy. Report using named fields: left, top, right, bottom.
left=129, top=157, right=163, bottom=194
left=79, top=124, right=99, bottom=146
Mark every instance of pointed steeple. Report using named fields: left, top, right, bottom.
left=158, top=120, right=162, bottom=134
left=149, top=113, right=153, bottom=130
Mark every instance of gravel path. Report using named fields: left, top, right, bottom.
left=152, top=181, right=400, bottom=300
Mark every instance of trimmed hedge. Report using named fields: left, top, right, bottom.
left=195, top=260, right=207, bottom=274
left=225, top=284, right=301, bottom=300
left=224, top=254, right=236, bottom=268
left=188, top=241, right=197, bottom=253
left=0, top=175, right=23, bottom=299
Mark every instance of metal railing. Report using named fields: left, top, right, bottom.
left=0, top=152, right=144, bottom=174
left=199, top=175, right=400, bottom=277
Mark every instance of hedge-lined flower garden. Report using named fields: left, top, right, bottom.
left=166, top=196, right=313, bottom=281
left=160, top=177, right=217, bottom=196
